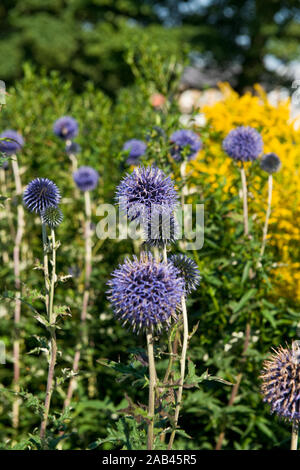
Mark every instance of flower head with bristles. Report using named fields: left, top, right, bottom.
left=73, top=166, right=99, bottom=191
left=170, top=129, right=202, bottom=162
left=107, top=252, right=185, bottom=333
left=261, top=345, right=300, bottom=423
left=41, top=206, right=63, bottom=228
left=116, top=166, right=178, bottom=222
left=169, top=254, right=201, bottom=294
left=223, top=126, right=263, bottom=162
left=144, top=212, right=178, bottom=248
left=260, top=153, right=281, bottom=174
left=53, top=116, right=78, bottom=140
left=0, top=130, right=24, bottom=155
left=23, top=178, right=61, bottom=214
left=123, top=139, right=147, bottom=166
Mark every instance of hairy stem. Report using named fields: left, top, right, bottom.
left=64, top=190, right=92, bottom=408
left=291, top=423, right=299, bottom=450
left=11, top=156, right=24, bottom=429
left=168, top=295, right=188, bottom=450
left=40, top=228, right=58, bottom=442
left=42, top=223, right=50, bottom=314
left=146, top=330, right=157, bottom=450
left=260, top=174, right=273, bottom=259
left=240, top=165, right=249, bottom=237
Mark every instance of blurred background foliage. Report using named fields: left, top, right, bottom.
left=1, top=0, right=300, bottom=451
left=1, top=1, right=300, bottom=95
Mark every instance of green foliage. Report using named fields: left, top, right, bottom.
left=0, top=48, right=299, bottom=450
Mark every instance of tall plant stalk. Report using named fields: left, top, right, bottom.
left=240, top=164, right=249, bottom=237
left=291, top=423, right=299, bottom=450
left=260, top=174, right=273, bottom=259
left=64, top=190, right=92, bottom=408
left=168, top=294, right=188, bottom=450
left=40, top=227, right=58, bottom=441
left=11, top=156, right=24, bottom=429
left=146, top=330, right=157, bottom=450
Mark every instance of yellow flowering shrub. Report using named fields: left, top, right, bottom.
left=190, top=83, right=300, bottom=301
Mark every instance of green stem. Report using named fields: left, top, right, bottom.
left=260, top=174, right=273, bottom=259
left=168, top=295, right=188, bottom=450
left=42, top=223, right=50, bottom=314
left=40, top=228, right=57, bottom=442
left=64, top=190, right=92, bottom=408
left=146, top=330, right=157, bottom=450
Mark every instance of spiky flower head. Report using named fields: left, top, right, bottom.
left=107, top=252, right=185, bottom=333
left=123, top=139, right=147, bottom=165
left=169, top=254, right=201, bottom=294
left=73, top=166, right=99, bottom=191
left=223, top=126, right=263, bottom=162
left=116, top=166, right=178, bottom=222
left=53, top=116, right=78, bottom=141
left=261, top=345, right=300, bottom=423
left=144, top=212, right=178, bottom=247
left=41, top=206, right=63, bottom=228
left=65, top=141, right=81, bottom=155
left=170, top=129, right=202, bottom=162
left=0, top=130, right=24, bottom=155
left=23, top=178, right=61, bottom=214
left=260, top=153, right=281, bottom=174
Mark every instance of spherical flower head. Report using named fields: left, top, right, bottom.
left=144, top=212, right=178, bottom=248
left=169, top=254, right=201, bottom=294
left=260, top=153, right=281, bottom=174
left=107, top=252, right=185, bottom=333
left=65, top=141, right=81, bottom=155
left=41, top=206, right=63, bottom=228
left=116, top=166, right=178, bottom=222
left=170, top=129, right=202, bottom=162
left=23, top=178, right=61, bottom=214
left=53, top=116, right=78, bottom=141
left=123, top=139, right=147, bottom=165
left=223, top=126, right=263, bottom=162
left=0, top=130, right=24, bottom=155
left=73, top=166, right=99, bottom=191
left=261, top=345, right=300, bottom=423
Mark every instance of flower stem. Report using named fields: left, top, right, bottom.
left=40, top=228, right=58, bottom=442
left=260, top=174, right=273, bottom=259
left=146, top=330, right=157, bottom=450
left=168, top=295, right=188, bottom=450
left=64, top=190, right=92, bottom=408
left=291, top=423, right=299, bottom=450
left=11, top=156, right=24, bottom=429
left=42, top=223, right=50, bottom=314
left=240, top=165, right=249, bottom=237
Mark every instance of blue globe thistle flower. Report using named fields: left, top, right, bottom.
left=223, top=126, right=263, bottom=162
left=23, top=178, right=61, bottom=214
left=144, top=212, right=178, bottom=247
left=261, top=346, right=300, bottom=423
left=65, top=141, right=81, bottom=155
left=107, top=252, right=185, bottom=333
left=116, top=166, right=178, bottom=222
left=53, top=116, right=78, bottom=141
left=170, top=129, right=202, bottom=162
left=73, top=166, right=99, bottom=191
left=0, top=130, right=24, bottom=155
left=123, top=139, right=147, bottom=166
left=169, top=254, right=201, bottom=294
left=41, top=206, right=63, bottom=228
left=260, top=153, right=281, bottom=174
